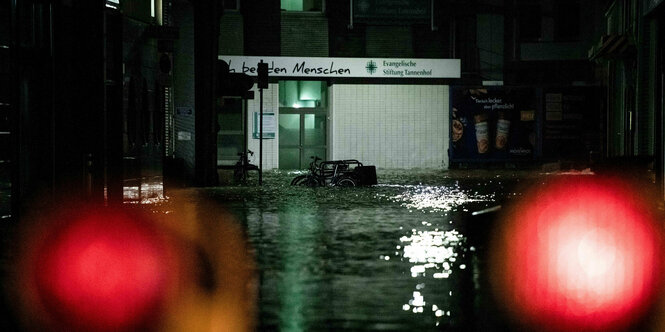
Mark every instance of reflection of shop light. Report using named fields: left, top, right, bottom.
left=298, top=81, right=322, bottom=101
left=105, top=0, right=119, bottom=9
left=292, top=101, right=316, bottom=108
left=305, top=115, right=315, bottom=129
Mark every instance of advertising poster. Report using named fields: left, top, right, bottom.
left=450, top=87, right=538, bottom=162
left=542, top=87, right=601, bottom=159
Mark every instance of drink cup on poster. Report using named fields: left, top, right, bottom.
left=474, top=114, right=489, bottom=154
left=495, top=111, right=511, bottom=150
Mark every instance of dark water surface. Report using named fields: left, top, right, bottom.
left=204, top=170, right=531, bottom=331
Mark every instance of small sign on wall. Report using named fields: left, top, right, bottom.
left=176, top=107, right=193, bottom=116
left=177, top=131, right=192, bottom=141
left=253, top=112, right=276, bottom=139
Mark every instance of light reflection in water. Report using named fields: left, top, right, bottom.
left=400, top=229, right=463, bottom=277
left=381, top=184, right=494, bottom=213
left=123, top=179, right=167, bottom=204
left=398, top=229, right=466, bottom=326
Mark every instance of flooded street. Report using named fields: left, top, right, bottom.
left=5, top=168, right=661, bottom=332
left=203, top=170, right=531, bottom=331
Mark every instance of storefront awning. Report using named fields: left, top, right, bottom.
left=588, top=34, right=634, bottom=61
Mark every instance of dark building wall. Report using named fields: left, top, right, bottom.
left=637, top=17, right=657, bottom=155
left=18, top=0, right=106, bottom=204
left=172, top=0, right=195, bottom=181
left=243, top=0, right=280, bottom=55
left=413, top=24, right=449, bottom=58
left=365, top=26, right=415, bottom=58
left=506, top=0, right=606, bottom=85
left=220, top=11, right=244, bottom=55
left=329, top=26, right=366, bottom=57
left=281, top=12, right=328, bottom=56
left=0, top=0, right=12, bottom=217
left=327, top=1, right=364, bottom=57
left=326, top=1, right=450, bottom=59
left=122, top=18, right=163, bottom=182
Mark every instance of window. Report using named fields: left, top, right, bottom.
left=281, top=0, right=323, bottom=12
left=224, top=0, right=240, bottom=11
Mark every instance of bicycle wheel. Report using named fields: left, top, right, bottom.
left=334, top=176, right=357, bottom=187
left=233, top=168, right=246, bottom=183
left=302, top=176, right=322, bottom=187
left=291, top=175, right=307, bottom=186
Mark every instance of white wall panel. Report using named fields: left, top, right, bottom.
left=330, top=84, right=449, bottom=169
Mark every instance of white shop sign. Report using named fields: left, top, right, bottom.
left=219, top=55, right=461, bottom=79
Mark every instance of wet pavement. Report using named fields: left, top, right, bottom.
left=199, top=169, right=542, bottom=331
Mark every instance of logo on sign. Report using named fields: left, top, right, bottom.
left=366, top=60, right=377, bottom=75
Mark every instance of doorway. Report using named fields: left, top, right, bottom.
left=279, top=110, right=327, bottom=169
left=278, top=80, right=328, bottom=169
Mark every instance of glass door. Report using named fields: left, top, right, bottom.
left=278, top=80, right=328, bottom=169
left=279, top=109, right=327, bottom=169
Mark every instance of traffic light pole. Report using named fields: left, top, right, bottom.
left=259, top=87, right=263, bottom=186
left=257, top=61, right=268, bottom=186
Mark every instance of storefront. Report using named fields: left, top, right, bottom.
left=217, top=55, right=460, bottom=170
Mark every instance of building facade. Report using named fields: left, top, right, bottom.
left=5, top=0, right=641, bottom=210
left=178, top=0, right=462, bottom=172
left=589, top=0, right=665, bottom=197
left=171, top=0, right=607, bottom=175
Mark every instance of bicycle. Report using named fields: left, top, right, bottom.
left=290, top=156, right=325, bottom=187
left=290, top=156, right=360, bottom=187
left=234, top=150, right=258, bottom=184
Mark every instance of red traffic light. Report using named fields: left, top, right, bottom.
left=490, top=177, right=664, bottom=332
left=25, top=207, right=178, bottom=331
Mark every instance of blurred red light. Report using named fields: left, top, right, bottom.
left=33, top=209, right=172, bottom=331
left=490, top=177, right=664, bottom=331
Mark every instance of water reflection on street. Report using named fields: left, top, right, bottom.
left=197, top=169, right=524, bottom=331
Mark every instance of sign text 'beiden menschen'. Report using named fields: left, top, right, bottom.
left=219, top=56, right=461, bottom=79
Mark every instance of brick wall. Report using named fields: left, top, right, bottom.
left=281, top=12, right=329, bottom=56
left=330, top=84, right=449, bottom=169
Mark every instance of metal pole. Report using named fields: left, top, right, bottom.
left=259, top=87, right=263, bottom=185
left=244, top=98, right=248, bottom=157
left=349, top=0, right=353, bottom=29
left=430, top=0, right=436, bottom=31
